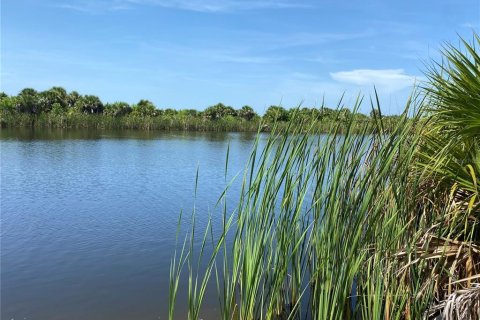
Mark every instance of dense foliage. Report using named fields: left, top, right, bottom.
left=0, top=89, right=400, bottom=132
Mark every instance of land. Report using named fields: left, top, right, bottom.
left=0, top=92, right=400, bottom=132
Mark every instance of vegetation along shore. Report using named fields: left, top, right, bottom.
left=0, top=90, right=400, bottom=132
left=166, top=34, right=480, bottom=319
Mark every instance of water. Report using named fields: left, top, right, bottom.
left=1, top=128, right=262, bottom=320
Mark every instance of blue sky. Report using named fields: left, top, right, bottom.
left=1, top=0, right=479, bottom=114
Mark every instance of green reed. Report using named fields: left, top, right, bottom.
left=167, top=89, right=438, bottom=319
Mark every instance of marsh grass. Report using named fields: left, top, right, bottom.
left=168, top=93, right=437, bottom=319
left=0, top=112, right=397, bottom=134
left=168, top=32, right=480, bottom=320
left=0, top=113, right=262, bottom=132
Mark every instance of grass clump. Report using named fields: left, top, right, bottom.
left=168, top=33, right=479, bottom=319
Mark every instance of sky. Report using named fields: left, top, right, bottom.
left=1, top=0, right=479, bottom=114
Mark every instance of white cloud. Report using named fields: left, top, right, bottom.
left=127, top=0, right=312, bottom=12
left=265, top=71, right=415, bottom=114
left=56, top=0, right=312, bottom=13
left=55, top=0, right=133, bottom=13
left=137, top=41, right=285, bottom=64
left=461, top=22, right=480, bottom=29
left=266, top=72, right=354, bottom=109
left=330, top=69, right=419, bottom=93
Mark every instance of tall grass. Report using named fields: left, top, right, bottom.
left=168, top=33, right=479, bottom=320
left=0, top=112, right=399, bottom=133
left=0, top=113, right=262, bottom=132
left=168, top=95, right=431, bottom=319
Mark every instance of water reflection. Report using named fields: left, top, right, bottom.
left=1, top=128, right=262, bottom=319
left=0, top=127, right=259, bottom=142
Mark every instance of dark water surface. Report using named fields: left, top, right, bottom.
left=1, top=128, right=262, bottom=320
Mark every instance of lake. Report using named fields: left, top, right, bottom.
left=1, top=128, right=262, bottom=320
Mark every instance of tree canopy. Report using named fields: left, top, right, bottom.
left=0, top=87, right=400, bottom=128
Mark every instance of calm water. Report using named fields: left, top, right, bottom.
left=1, top=128, right=262, bottom=320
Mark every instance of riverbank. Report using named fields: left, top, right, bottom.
left=0, top=112, right=403, bottom=133
left=0, top=91, right=402, bottom=133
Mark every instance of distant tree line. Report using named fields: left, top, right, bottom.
left=0, top=87, right=402, bottom=131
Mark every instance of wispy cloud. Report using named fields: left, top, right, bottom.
left=461, top=22, right=480, bottom=29
left=56, top=0, right=312, bottom=13
left=55, top=0, right=133, bottom=13
left=330, top=69, right=420, bottom=93
left=267, top=71, right=415, bottom=113
left=56, top=3, right=95, bottom=13
left=267, top=72, right=355, bottom=109
left=137, top=41, right=286, bottom=64
left=269, top=30, right=375, bottom=48
left=135, top=0, right=312, bottom=12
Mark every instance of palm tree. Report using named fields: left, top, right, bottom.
left=263, top=105, right=289, bottom=122
left=420, top=34, right=480, bottom=204
left=411, top=33, right=480, bottom=318
left=75, top=95, right=103, bottom=114
left=17, top=88, right=39, bottom=114
left=238, top=105, right=257, bottom=121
